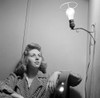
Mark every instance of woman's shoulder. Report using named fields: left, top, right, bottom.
left=37, top=71, right=49, bottom=79
left=4, top=72, right=21, bottom=84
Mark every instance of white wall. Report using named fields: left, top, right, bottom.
left=0, top=0, right=27, bottom=79
left=0, top=0, right=89, bottom=98
left=25, top=0, right=88, bottom=98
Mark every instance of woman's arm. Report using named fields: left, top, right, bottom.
left=0, top=73, right=24, bottom=98
left=0, top=81, right=24, bottom=98
left=46, top=71, right=61, bottom=93
left=11, top=92, right=24, bottom=98
left=46, top=70, right=82, bottom=93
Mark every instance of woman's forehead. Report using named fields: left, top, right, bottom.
left=29, top=49, right=41, bottom=54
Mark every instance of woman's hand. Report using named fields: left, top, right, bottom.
left=0, top=81, right=14, bottom=94
left=0, top=81, right=24, bottom=98
left=46, top=71, right=61, bottom=93
left=11, top=92, right=24, bottom=98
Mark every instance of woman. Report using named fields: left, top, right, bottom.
left=0, top=43, right=61, bottom=98
left=0, top=43, right=82, bottom=98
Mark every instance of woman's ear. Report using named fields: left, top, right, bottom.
left=24, top=56, right=29, bottom=65
left=24, top=50, right=28, bottom=56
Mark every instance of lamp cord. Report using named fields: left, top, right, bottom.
left=85, top=25, right=96, bottom=98
left=73, top=25, right=96, bottom=98
left=21, top=0, right=31, bottom=55
left=74, top=27, right=96, bottom=44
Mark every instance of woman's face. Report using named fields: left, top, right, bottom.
left=27, top=49, right=42, bottom=68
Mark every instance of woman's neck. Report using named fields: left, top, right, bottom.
left=26, top=65, right=39, bottom=79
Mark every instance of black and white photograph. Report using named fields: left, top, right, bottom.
left=0, top=0, right=99, bottom=98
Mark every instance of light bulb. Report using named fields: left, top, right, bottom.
left=66, top=7, right=75, bottom=29
left=66, top=7, right=75, bottom=20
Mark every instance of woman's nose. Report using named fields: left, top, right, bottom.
left=36, top=57, right=39, bottom=60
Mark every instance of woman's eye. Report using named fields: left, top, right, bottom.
left=38, top=54, right=42, bottom=57
left=30, top=54, right=35, bottom=57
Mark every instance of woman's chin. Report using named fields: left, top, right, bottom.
left=35, top=65, right=40, bottom=68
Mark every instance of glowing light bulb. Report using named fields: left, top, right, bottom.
left=66, top=7, right=75, bottom=20
left=66, top=7, right=75, bottom=29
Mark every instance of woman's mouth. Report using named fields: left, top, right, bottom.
left=35, top=61, right=39, bottom=65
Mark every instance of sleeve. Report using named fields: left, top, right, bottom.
left=0, top=81, right=14, bottom=94
left=0, top=93, right=12, bottom=98
left=68, top=72, right=82, bottom=87
left=4, top=72, right=18, bottom=90
left=0, top=73, right=18, bottom=98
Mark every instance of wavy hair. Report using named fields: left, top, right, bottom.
left=14, top=43, right=47, bottom=77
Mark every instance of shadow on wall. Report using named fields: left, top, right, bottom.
left=70, top=87, right=82, bottom=98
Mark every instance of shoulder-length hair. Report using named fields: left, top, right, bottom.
left=14, top=43, right=47, bottom=78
